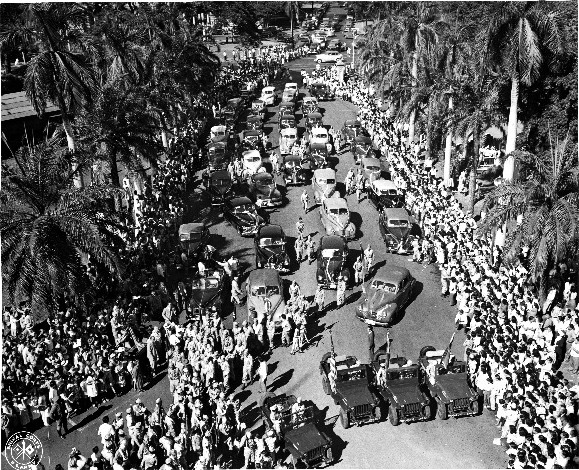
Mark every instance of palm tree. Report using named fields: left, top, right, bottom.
left=480, top=2, right=566, bottom=180
left=478, top=132, right=579, bottom=298
left=0, top=137, right=125, bottom=321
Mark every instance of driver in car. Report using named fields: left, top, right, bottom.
left=376, top=362, right=387, bottom=388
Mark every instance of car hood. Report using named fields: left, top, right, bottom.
left=209, top=184, right=231, bottom=196
left=386, top=381, right=424, bottom=405
left=385, top=226, right=410, bottom=241
left=250, top=294, right=283, bottom=318
left=190, top=288, right=220, bottom=307
left=318, top=257, right=343, bottom=282
left=236, top=210, right=263, bottom=226
left=245, top=162, right=262, bottom=172
left=435, top=375, right=476, bottom=400
left=255, top=185, right=280, bottom=199
left=257, top=244, right=286, bottom=259
left=339, top=382, right=375, bottom=407
left=327, top=213, right=350, bottom=229
left=286, top=423, right=327, bottom=456
left=366, top=289, right=398, bottom=310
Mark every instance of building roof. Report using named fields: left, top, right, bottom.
left=1, top=91, right=59, bottom=122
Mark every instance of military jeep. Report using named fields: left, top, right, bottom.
left=319, top=353, right=382, bottom=429
left=418, top=346, right=481, bottom=420
left=371, top=352, right=431, bottom=426
left=260, top=392, right=333, bottom=468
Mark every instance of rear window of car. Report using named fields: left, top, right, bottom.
left=371, top=280, right=398, bottom=292
left=388, top=219, right=409, bottom=227
left=329, top=208, right=348, bottom=215
left=317, top=178, right=335, bottom=185
left=259, top=237, right=284, bottom=247
left=192, top=278, right=219, bottom=289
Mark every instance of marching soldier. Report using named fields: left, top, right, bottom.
left=353, top=255, right=364, bottom=285
left=314, top=285, right=325, bottom=312
left=364, top=244, right=374, bottom=274
left=296, top=217, right=305, bottom=237
left=336, top=276, right=346, bottom=308
left=306, top=235, right=316, bottom=264
left=294, top=237, right=304, bottom=264
left=300, top=189, right=309, bottom=214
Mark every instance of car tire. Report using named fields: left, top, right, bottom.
left=389, top=403, right=400, bottom=426
left=419, top=346, right=436, bottom=358
left=339, top=408, right=350, bottom=429
left=437, top=401, right=449, bottom=420
left=316, top=59, right=322, bottom=63
left=374, top=404, right=382, bottom=421
left=423, top=404, right=431, bottom=420
left=322, top=375, right=331, bottom=395
left=325, top=447, right=333, bottom=463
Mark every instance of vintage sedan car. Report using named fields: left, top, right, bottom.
left=242, top=150, right=263, bottom=177
left=316, top=235, right=349, bottom=289
left=312, top=168, right=338, bottom=203
left=188, top=268, right=225, bottom=319
left=282, top=154, right=309, bottom=185
left=205, top=170, right=233, bottom=205
left=306, top=142, right=328, bottom=171
left=315, top=51, right=343, bottom=63
left=361, top=156, right=382, bottom=183
left=305, top=112, right=324, bottom=133
left=250, top=99, right=266, bottom=119
left=284, top=82, right=299, bottom=93
left=282, top=89, right=297, bottom=103
left=210, top=125, right=228, bottom=143
left=306, top=127, right=330, bottom=147
left=356, top=265, right=415, bottom=326
left=309, top=82, right=333, bottom=101
left=279, top=114, right=297, bottom=131
left=419, top=346, right=481, bottom=420
left=223, top=196, right=267, bottom=237
left=278, top=101, right=295, bottom=118
left=178, top=222, right=210, bottom=256
left=302, top=97, right=319, bottom=115
left=260, top=86, right=277, bottom=106
left=247, top=268, right=286, bottom=324
left=240, top=87, right=256, bottom=104
left=279, top=128, right=298, bottom=155
left=351, top=135, right=374, bottom=163
left=319, top=197, right=355, bottom=239
left=311, top=31, right=327, bottom=45
left=371, top=352, right=431, bottom=426
left=278, top=110, right=295, bottom=128
left=260, top=393, right=333, bottom=468
left=340, top=120, right=363, bottom=145
left=206, top=141, right=230, bottom=172
left=254, top=224, right=290, bottom=270
left=327, top=38, right=344, bottom=51
left=245, top=114, right=263, bottom=131
left=239, top=129, right=264, bottom=151
left=320, top=353, right=382, bottom=428
left=248, top=172, right=283, bottom=208
left=378, top=207, right=416, bottom=253
left=222, top=97, right=243, bottom=126
left=368, top=179, right=404, bottom=210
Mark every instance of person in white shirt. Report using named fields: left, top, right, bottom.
left=97, top=415, right=114, bottom=445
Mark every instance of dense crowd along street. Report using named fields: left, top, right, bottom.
left=1, top=2, right=578, bottom=470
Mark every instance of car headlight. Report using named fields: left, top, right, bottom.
left=317, top=275, right=324, bottom=281
left=360, top=302, right=368, bottom=312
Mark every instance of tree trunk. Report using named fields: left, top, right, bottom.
left=109, top=153, right=121, bottom=187
left=290, top=3, right=294, bottom=48
left=425, top=96, right=433, bottom=160
left=407, top=52, right=418, bottom=146
left=503, top=76, right=519, bottom=181
left=443, top=95, right=453, bottom=187
left=468, top=124, right=480, bottom=213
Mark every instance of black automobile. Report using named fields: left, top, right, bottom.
left=341, top=119, right=363, bottom=145
left=309, top=82, right=333, bottom=101
left=188, top=268, right=226, bottom=319
left=248, top=172, right=283, bottom=208
left=223, top=197, right=268, bottom=237
left=378, top=207, right=416, bottom=254
left=278, top=110, right=295, bottom=127
left=245, top=115, right=263, bottom=131
left=204, top=169, right=233, bottom=205
left=279, top=114, right=297, bottom=130
left=351, top=135, right=374, bottom=163
left=240, top=129, right=264, bottom=151
left=278, top=101, right=295, bottom=117
left=254, top=224, right=290, bottom=270
left=282, top=154, right=310, bottom=185
left=305, top=112, right=324, bottom=133
left=306, top=142, right=328, bottom=171
left=316, top=235, right=349, bottom=289
left=222, top=97, right=243, bottom=127
left=240, top=87, right=256, bottom=104
left=302, top=97, right=319, bottom=115
left=206, top=141, right=230, bottom=172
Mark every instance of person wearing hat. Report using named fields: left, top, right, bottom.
left=336, top=276, right=346, bottom=308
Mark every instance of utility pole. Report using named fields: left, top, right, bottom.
left=352, top=31, right=358, bottom=69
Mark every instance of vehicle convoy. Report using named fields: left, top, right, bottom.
left=361, top=157, right=382, bottom=183
left=368, top=179, right=404, bottom=211
left=188, top=268, right=226, bottom=319
left=418, top=345, right=481, bottom=419
left=356, top=265, right=415, bottom=326
left=206, top=141, right=230, bottom=172
left=340, top=119, right=363, bottom=145
left=319, top=353, right=382, bottom=428
left=316, top=235, right=350, bottom=289
left=251, top=99, right=266, bottom=119
left=371, top=351, right=432, bottom=426
left=282, top=154, right=309, bottom=186
left=178, top=222, right=210, bottom=256
left=246, top=268, right=286, bottom=325
left=223, top=197, right=268, bottom=237
left=260, top=392, right=334, bottom=468
left=312, top=168, right=338, bottom=203
left=246, top=114, right=263, bottom=131
left=242, top=150, right=263, bottom=177
left=378, top=208, right=416, bottom=254
left=319, top=197, right=355, bottom=239
left=351, top=135, right=374, bottom=163
left=240, top=129, right=264, bottom=151
left=204, top=170, right=233, bottom=205
left=254, top=224, right=290, bottom=271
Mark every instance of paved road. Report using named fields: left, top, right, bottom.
left=21, top=8, right=506, bottom=469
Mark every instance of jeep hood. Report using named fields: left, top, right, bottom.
left=435, top=375, right=476, bottom=400
left=190, top=289, right=220, bottom=307
left=286, top=423, right=327, bottom=456
left=209, top=184, right=231, bottom=196
left=386, top=381, right=423, bottom=405
left=339, top=382, right=375, bottom=407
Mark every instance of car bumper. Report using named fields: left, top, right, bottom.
left=355, top=310, right=394, bottom=327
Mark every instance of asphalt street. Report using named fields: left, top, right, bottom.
left=24, top=7, right=507, bottom=469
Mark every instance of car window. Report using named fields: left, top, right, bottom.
left=266, top=286, right=280, bottom=296
left=260, top=237, right=284, bottom=246
left=366, top=165, right=380, bottom=171
left=371, top=280, right=398, bottom=293
left=321, top=248, right=342, bottom=258
left=253, top=286, right=266, bottom=296
left=234, top=204, right=254, bottom=213
left=192, top=278, right=219, bottom=289
left=329, top=208, right=348, bottom=215
left=388, top=219, right=409, bottom=227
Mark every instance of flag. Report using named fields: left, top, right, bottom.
left=384, top=329, right=391, bottom=369
left=330, top=330, right=336, bottom=359
left=441, top=331, right=456, bottom=368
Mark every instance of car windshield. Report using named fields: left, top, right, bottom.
left=213, top=130, right=225, bottom=137
left=253, top=285, right=280, bottom=296
left=321, top=248, right=342, bottom=258
left=366, top=165, right=380, bottom=171
left=381, top=189, right=398, bottom=196
left=212, top=179, right=230, bottom=187
left=246, top=156, right=261, bottom=163
left=259, top=237, right=284, bottom=247
left=210, top=148, right=225, bottom=157
left=188, top=231, right=203, bottom=241
left=192, top=278, right=219, bottom=289
left=263, top=90, right=273, bottom=96
left=387, top=368, right=417, bottom=380
left=388, top=219, right=409, bottom=227
left=234, top=204, right=255, bottom=213
left=371, top=280, right=398, bottom=293
left=329, top=208, right=348, bottom=216
left=284, top=133, right=297, bottom=139
left=346, top=122, right=360, bottom=130
left=317, top=178, right=335, bottom=185
left=337, top=368, right=366, bottom=382
left=314, top=132, right=327, bottom=139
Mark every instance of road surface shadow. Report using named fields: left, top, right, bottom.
left=233, top=389, right=252, bottom=405
left=240, top=400, right=261, bottom=428
left=68, top=404, right=113, bottom=433
left=269, top=369, right=294, bottom=392
left=349, top=211, right=363, bottom=239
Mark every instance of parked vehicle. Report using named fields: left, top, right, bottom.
left=378, top=208, right=416, bottom=254
left=316, top=51, right=343, bottom=63
left=278, top=101, right=295, bottom=119
left=320, top=353, right=382, bottom=428
left=178, top=222, right=210, bottom=256
left=248, top=172, right=283, bottom=208
left=189, top=268, right=226, bottom=319
left=302, top=96, right=319, bottom=114
left=360, top=157, right=382, bottom=183
left=254, top=224, right=290, bottom=270
left=356, top=265, right=415, bottom=326
left=316, top=235, right=349, bottom=288
left=246, top=114, right=263, bottom=131
left=260, top=393, right=333, bottom=468
left=282, top=154, right=309, bottom=185
left=327, top=39, right=343, bottom=51
left=284, top=82, right=299, bottom=93
left=279, top=114, right=297, bottom=131
left=223, top=197, right=267, bottom=237
left=279, top=128, right=298, bottom=155
left=306, top=127, right=330, bottom=147
left=309, top=82, right=333, bottom=101
left=351, top=135, right=374, bottom=163
left=240, top=129, right=264, bottom=151
left=206, top=141, right=230, bottom=172
left=368, top=179, right=404, bottom=210
left=312, top=168, right=337, bottom=203
left=242, top=150, right=263, bottom=177
left=282, top=89, right=297, bottom=103
left=305, top=112, right=324, bottom=133
left=246, top=268, right=286, bottom=324
left=319, top=197, right=355, bottom=239
left=306, top=142, right=328, bottom=170
left=418, top=346, right=481, bottom=420
left=205, top=170, right=233, bottom=205
left=240, top=87, right=256, bottom=104
left=210, top=125, right=228, bottom=143
left=260, top=86, right=277, bottom=106
left=222, top=97, right=243, bottom=126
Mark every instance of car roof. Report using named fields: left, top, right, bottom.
left=281, top=115, right=296, bottom=121
left=258, top=224, right=284, bottom=238
left=248, top=268, right=281, bottom=286
left=252, top=99, right=264, bottom=104
left=354, top=135, right=372, bottom=143
left=362, top=157, right=380, bottom=166
left=320, top=235, right=346, bottom=249
left=372, top=179, right=396, bottom=190
left=262, top=86, right=275, bottom=92
left=253, top=172, right=273, bottom=181
left=244, top=129, right=261, bottom=136
left=210, top=170, right=230, bottom=180
left=307, top=112, right=323, bottom=119
left=280, top=101, right=294, bottom=107
left=303, top=97, right=317, bottom=102
left=312, top=127, right=328, bottom=134
left=314, top=168, right=336, bottom=178
left=345, top=119, right=360, bottom=126
left=178, top=222, right=205, bottom=235
left=281, top=128, right=297, bottom=136
left=284, top=154, right=301, bottom=161
left=230, top=196, right=252, bottom=207
left=310, top=142, right=327, bottom=150
left=383, top=207, right=411, bottom=220
left=324, top=197, right=348, bottom=209
left=243, top=150, right=261, bottom=159
left=285, top=82, right=298, bottom=86
left=227, top=97, right=242, bottom=105
left=247, top=115, right=262, bottom=121
left=208, top=142, right=227, bottom=149
left=374, top=264, right=411, bottom=283
left=211, top=125, right=226, bottom=132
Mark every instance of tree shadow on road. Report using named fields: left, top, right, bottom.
left=68, top=404, right=113, bottom=433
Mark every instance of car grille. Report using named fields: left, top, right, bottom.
left=306, top=446, right=326, bottom=463
left=353, top=403, right=372, bottom=418
left=451, top=398, right=470, bottom=411
left=403, top=402, right=422, bottom=416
